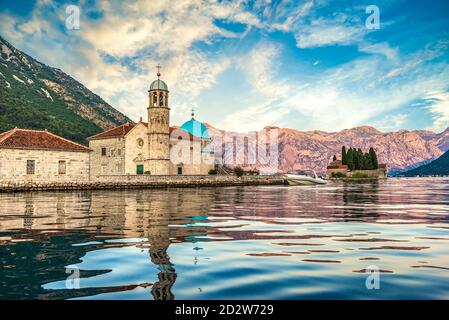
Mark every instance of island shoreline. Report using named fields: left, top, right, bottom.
left=0, top=175, right=286, bottom=193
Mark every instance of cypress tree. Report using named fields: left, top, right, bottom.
left=342, top=146, right=347, bottom=165
left=369, top=147, right=378, bottom=169
left=364, top=152, right=373, bottom=170
left=356, top=148, right=363, bottom=170
left=347, top=148, right=354, bottom=170
left=333, top=155, right=337, bottom=162
left=353, top=148, right=359, bottom=170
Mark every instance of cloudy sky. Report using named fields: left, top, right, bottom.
left=1, top=0, right=448, bottom=133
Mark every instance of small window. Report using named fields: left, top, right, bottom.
left=137, top=138, right=144, bottom=147
left=101, top=148, right=107, bottom=156
left=117, top=149, right=122, bottom=156
left=58, top=160, right=66, bottom=175
left=27, top=160, right=35, bottom=175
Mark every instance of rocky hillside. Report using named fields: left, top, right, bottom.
left=401, top=149, right=449, bottom=176
left=0, top=35, right=130, bottom=144
left=207, top=125, right=449, bottom=175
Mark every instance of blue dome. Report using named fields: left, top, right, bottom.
left=180, top=118, right=209, bottom=139
left=149, top=79, right=168, bottom=91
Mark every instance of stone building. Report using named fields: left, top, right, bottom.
left=87, top=69, right=217, bottom=176
left=0, top=128, right=91, bottom=182
left=326, top=159, right=387, bottom=178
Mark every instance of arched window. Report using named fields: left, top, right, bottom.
left=159, top=92, right=164, bottom=106
left=152, top=92, right=157, bottom=106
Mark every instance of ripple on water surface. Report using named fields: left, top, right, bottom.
left=0, top=178, right=449, bottom=299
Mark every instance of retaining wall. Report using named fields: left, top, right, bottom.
left=0, top=175, right=286, bottom=192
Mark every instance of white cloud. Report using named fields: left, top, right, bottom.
left=1, top=0, right=448, bottom=134
left=295, top=22, right=363, bottom=48
left=373, top=114, right=408, bottom=132
left=218, top=42, right=291, bottom=132
left=424, top=92, right=449, bottom=133
left=218, top=38, right=449, bottom=132
left=0, top=0, right=256, bottom=123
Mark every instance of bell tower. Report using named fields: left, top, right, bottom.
left=146, top=64, right=170, bottom=175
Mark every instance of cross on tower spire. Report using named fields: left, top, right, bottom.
left=156, top=63, right=161, bottom=79
left=191, top=108, right=195, bottom=119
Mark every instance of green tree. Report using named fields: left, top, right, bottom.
left=347, top=148, right=354, bottom=170
left=356, top=148, right=363, bottom=170
left=363, top=152, right=373, bottom=170
left=353, top=148, right=359, bottom=170
left=369, top=147, right=378, bottom=169
left=234, top=166, right=244, bottom=177
left=333, top=154, right=337, bottom=162
left=342, top=146, right=347, bottom=165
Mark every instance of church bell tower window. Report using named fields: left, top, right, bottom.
left=159, top=92, right=164, bottom=106
left=152, top=92, right=157, bottom=107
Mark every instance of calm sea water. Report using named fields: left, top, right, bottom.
left=1, top=178, right=449, bottom=300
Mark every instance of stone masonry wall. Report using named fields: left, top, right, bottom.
left=0, top=148, right=90, bottom=183
left=89, top=137, right=125, bottom=176
left=0, top=175, right=285, bottom=192
left=124, top=123, right=148, bottom=174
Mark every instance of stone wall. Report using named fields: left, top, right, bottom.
left=349, top=169, right=387, bottom=178
left=168, top=137, right=216, bottom=175
left=0, top=175, right=285, bottom=192
left=0, top=148, right=90, bottom=183
left=327, top=167, right=388, bottom=178
left=124, top=123, right=148, bottom=174
left=89, top=137, right=125, bottom=176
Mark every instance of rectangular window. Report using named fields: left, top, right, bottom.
left=101, top=148, right=107, bottom=156
left=117, top=149, right=121, bottom=156
left=58, top=160, right=66, bottom=174
left=27, top=160, right=35, bottom=175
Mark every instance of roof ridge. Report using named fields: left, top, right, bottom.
left=44, top=130, right=91, bottom=150
left=87, top=122, right=131, bottom=140
left=0, top=128, right=91, bottom=151
left=0, top=128, right=18, bottom=144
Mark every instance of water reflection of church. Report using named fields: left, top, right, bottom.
left=0, top=189, right=212, bottom=300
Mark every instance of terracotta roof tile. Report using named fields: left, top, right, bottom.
left=0, top=128, right=91, bottom=152
left=87, top=122, right=137, bottom=140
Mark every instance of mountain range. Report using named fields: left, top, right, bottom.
left=401, top=149, right=449, bottom=176
left=0, top=36, right=129, bottom=144
left=206, top=125, right=449, bottom=174
left=1, top=34, right=448, bottom=174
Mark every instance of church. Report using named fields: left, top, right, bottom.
left=87, top=68, right=218, bottom=176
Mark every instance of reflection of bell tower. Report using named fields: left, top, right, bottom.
left=147, top=191, right=177, bottom=300
left=146, top=64, right=170, bottom=175
left=149, top=242, right=177, bottom=300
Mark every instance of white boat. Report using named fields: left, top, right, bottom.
left=285, top=170, right=327, bottom=185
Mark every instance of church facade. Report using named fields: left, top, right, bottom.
left=87, top=71, right=217, bottom=176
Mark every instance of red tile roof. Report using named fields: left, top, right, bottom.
left=87, top=122, right=196, bottom=140
left=0, top=128, right=91, bottom=152
left=87, top=122, right=137, bottom=140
